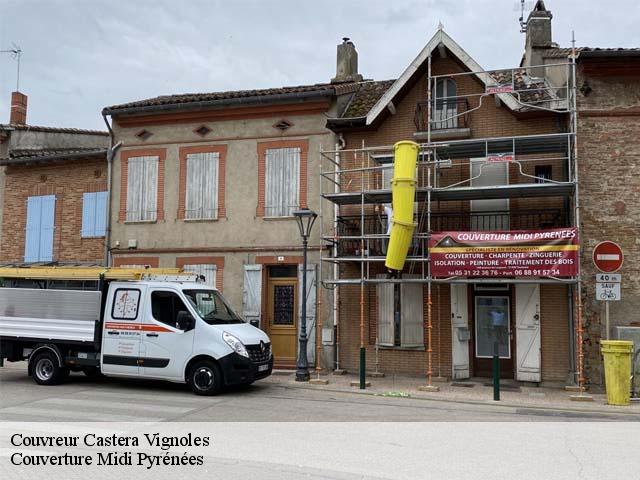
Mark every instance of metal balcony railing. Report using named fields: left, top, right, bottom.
left=414, top=98, right=470, bottom=132
left=334, top=209, right=568, bottom=257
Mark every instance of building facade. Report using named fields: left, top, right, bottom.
left=102, top=44, right=364, bottom=368
left=323, top=1, right=640, bottom=387
left=0, top=92, right=109, bottom=266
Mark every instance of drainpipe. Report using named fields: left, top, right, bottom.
left=102, top=112, right=122, bottom=267
left=334, top=133, right=345, bottom=371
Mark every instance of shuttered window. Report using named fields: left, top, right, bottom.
left=264, top=147, right=300, bottom=217
left=24, top=195, right=56, bottom=263
left=81, top=191, right=108, bottom=237
left=185, top=152, right=219, bottom=220
left=377, top=280, right=424, bottom=347
left=182, top=264, right=217, bottom=288
left=126, top=156, right=158, bottom=222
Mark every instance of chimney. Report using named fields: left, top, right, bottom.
left=10, top=91, right=27, bottom=125
left=331, top=38, right=363, bottom=84
left=523, top=0, right=554, bottom=75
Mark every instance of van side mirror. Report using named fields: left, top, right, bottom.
left=176, top=311, right=195, bottom=331
left=249, top=319, right=260, bottom=329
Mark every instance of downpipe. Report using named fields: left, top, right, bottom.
left=102, top=113, right=122, bottom=267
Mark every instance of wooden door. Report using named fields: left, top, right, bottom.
left=266, top=277, right=298, bottom=366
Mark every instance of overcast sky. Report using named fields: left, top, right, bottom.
left=0, top=0, right=638, bottom=130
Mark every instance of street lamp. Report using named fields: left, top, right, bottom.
left=293, top=208, right=318, bottom=382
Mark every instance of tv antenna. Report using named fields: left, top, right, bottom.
left=1, top=43, right=23, bottom=91
left=518, top=0, right=528, bottom=33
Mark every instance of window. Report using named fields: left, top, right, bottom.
left=126, top=155, right=158, bottom=222
left=433, top=78, right=458, bottom=129
left=81, top=191, right=108, bottom=237
left=184, top=289, right=243, bottom=325
left=151, top=291, right=190, bottom=328
left=377, top=280, right=424, bottom=347
left=185, top=151, right=219, bottom=220
left=24, top=194, right=56, bottom=262
left=535, top=165, right=553, bottom=183
left=264, top=147, right=300, bottom=217
left=182, top=264, right=217, bottom=288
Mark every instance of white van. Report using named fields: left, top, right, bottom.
left=0, top=279, right=273, bottom=395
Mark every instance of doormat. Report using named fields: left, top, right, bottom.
left=451, top=382, right=475, bottom=388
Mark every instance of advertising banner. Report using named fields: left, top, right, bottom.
left=430, top=228, right=579, bottom=278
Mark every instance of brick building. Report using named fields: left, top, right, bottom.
left=0, top=92, right=109, bottom=266
left=322, top=1, right=640, bottom=388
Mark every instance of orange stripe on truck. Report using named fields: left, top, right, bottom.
left=105, top=322, right=172, bottom=332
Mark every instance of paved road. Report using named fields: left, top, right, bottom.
left=1, top=363, right=638, bottom=422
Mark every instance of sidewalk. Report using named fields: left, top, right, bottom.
left=265, top=371, right=640, bottom=415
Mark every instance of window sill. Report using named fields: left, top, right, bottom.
left=262, top=216, right=296, bottom=221
left=377, top=345, right=426, bottom=351
left=124, top=220, right=158, bottom=225
left=183, top=218, right=220, bottom=223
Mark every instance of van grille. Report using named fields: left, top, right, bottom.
left=246, top=342, right=271, bottom=363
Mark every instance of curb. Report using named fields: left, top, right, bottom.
left=267, top=380, right=640, bottom=417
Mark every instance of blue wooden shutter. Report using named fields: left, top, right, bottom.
left=39, top=195, right=56, bottom=261
left=24, top=196, right=43, bottom=262
left=81, top=192, right=97, bottom=237
left=95, top=191, right=108, bottom=236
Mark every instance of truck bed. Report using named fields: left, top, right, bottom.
left=0, top=288, right=100, bottom=343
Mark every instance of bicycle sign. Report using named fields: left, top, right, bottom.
left=596, top=274, right=621, bottom=302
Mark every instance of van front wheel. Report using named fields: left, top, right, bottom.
left=188, top=360, right=222, bottom=396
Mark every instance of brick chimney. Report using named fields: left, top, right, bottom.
left=331, top=38, right=363, bottom=84
left=523, top=0, right=555, bottom=76
left=10, top=91, right=27, bottom=125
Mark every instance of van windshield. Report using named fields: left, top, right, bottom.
left=183, top=290, right=244, bottom=325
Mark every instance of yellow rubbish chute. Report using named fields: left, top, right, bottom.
left=385, top=140, right=419, bottom=272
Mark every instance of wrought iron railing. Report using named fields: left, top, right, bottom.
left=334, top=209, right=568, bottom=257
left=414, top=98, right=470, bottom=132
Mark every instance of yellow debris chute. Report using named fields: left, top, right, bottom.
left=385, top=140, right=419, bottom=272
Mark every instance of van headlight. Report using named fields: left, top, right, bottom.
left=223, top=332, right=249, bottom=358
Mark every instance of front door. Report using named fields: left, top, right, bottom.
left=472, top=291, right=514, bottom=378
left=266, top=278, right=298, bottom=367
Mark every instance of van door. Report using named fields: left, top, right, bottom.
left=101, top=286, right=145, bottom=376
left=140, top=289, right=195, bottom=380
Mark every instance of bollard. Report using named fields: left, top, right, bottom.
left=493, top=341, right=500, bottom=401
left=360, top=347, right=366, bottom=389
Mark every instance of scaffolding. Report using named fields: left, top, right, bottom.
left=319, top=58, right=587, bottom=394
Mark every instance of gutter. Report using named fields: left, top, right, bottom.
left=325, top=116, right=367, bottom=130
left=102, top=89, right=335, bottom=117
left=102, top=113, right=122, bottom=267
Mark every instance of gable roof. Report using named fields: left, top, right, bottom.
left=365, top=28, right=521, bottom=126
left=103, top=83, right=340, bottom=116
left=341, top=80, right=396, bottom=118
left=0, top=147, right=107, bottom=166
left=0, top=123, right=108, bottom=136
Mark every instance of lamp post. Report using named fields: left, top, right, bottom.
left=293, top=208, right=317, bottom=382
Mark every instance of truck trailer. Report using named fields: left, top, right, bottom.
left=0, top=267, right=273, bottom=395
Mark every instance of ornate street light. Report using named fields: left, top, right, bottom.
left=293, top=208, right=318, bottom=382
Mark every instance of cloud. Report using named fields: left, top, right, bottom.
left=0, top=0, right=637, bottom=129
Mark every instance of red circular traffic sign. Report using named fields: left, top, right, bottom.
left=592, top=241, right=624, bottom=273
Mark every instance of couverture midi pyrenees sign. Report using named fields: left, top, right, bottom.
left=429, top=228, right=579, bottom=278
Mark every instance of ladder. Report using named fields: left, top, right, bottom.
left=0, top=266, right=198, bottom=282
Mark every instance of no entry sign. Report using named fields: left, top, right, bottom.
left=592, top=241, right=624, bottom=273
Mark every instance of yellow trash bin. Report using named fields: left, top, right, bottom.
left=601, top=340, right=634, bottom=406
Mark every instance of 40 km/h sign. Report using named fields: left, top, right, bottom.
left=592, top=241, right=624, bottom=273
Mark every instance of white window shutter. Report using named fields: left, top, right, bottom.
left=400, top=283, right=424, bottom=347
left=265, top=147, right=300, bottom=217
left=126, top=156, right=158, bottom=222
left=242, top=264, right=262, bottom=325
left=182, top=264, right=217, bottom=288
left=186, top=152, right=219, bottom=220
left=145, top=156, right=158, bottom=221
left=377, top=282, right=395, bottom=346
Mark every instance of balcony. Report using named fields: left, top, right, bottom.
left=333, top=209, right=568, bottom=257
left=414, top=98, right=471, bottom=140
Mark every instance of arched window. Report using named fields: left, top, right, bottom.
left=434, top=78, right=457, bottom=129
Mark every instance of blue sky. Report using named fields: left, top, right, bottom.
left=0, top=0, right=638, bottom=130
